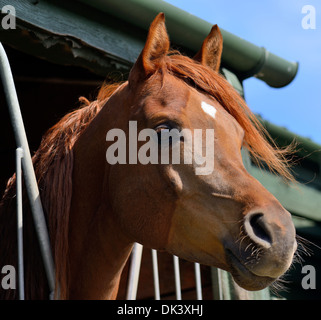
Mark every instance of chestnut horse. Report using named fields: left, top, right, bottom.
left=0, top=13, right=297, bottom=299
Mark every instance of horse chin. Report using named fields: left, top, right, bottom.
left=225, top=249, right=276, bottom=291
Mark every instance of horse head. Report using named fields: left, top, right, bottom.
left=104, top=13, right=297, bottom=291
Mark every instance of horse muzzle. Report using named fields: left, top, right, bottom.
left=224, top=206, right=297, bottom=291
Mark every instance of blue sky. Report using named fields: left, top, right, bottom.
left=165, top=0, right=321, bottom=145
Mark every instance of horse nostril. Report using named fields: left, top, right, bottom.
left=246, top=213, right=272, bottom=248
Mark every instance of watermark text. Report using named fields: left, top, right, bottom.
left=302, top=5, right=316, bottom=29
left=106, top=121, right=215, bottom=175
left=1, top=265, right=16, bottom=290
left=1, top=5, right=16, bottom=30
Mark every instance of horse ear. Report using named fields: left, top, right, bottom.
left=194, top=25, right=223, bottom=72
left=129, top=13, right=170, bottom=84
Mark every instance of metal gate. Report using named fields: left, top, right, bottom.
left=126, top=244, right=204, bottom=300
left=0, top=43, right=55, bottom=300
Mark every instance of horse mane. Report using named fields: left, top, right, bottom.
left=162, top=52, right=294, bottom=181
left=0, top=83, right=121, bottom=299
left=0, top=49, right=294, bottom=300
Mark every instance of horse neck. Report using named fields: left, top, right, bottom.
left=68, top=204, right=133, bottom=299
left=67, top=84, right=134, bottom=299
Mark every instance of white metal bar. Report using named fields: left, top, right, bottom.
left=211, top=267, right=224, bottom=300
left=0, top=43, right=55, bottom=298
left=173, top=255, right=182, bottom=300
left=151, top=249, right=160, bottom=300
left=16, top=147, right=24, bottom=300
left=126, top=243, right=143, bottom=300
left=194, top=263, right=202, bottom=300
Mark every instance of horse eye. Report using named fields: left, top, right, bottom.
left=155, top=123, right=172, bottom=145
left=155, top=123, right=172, bottom=133
left=154, top=122, right=184, bottom=146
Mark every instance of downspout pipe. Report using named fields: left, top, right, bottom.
left=77, top=0, right=298, bottom=88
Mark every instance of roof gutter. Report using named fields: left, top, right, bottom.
left=76, top=0, right=298, bottom=88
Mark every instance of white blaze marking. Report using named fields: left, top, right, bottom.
left=201, top=101, right=217, bottom=119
